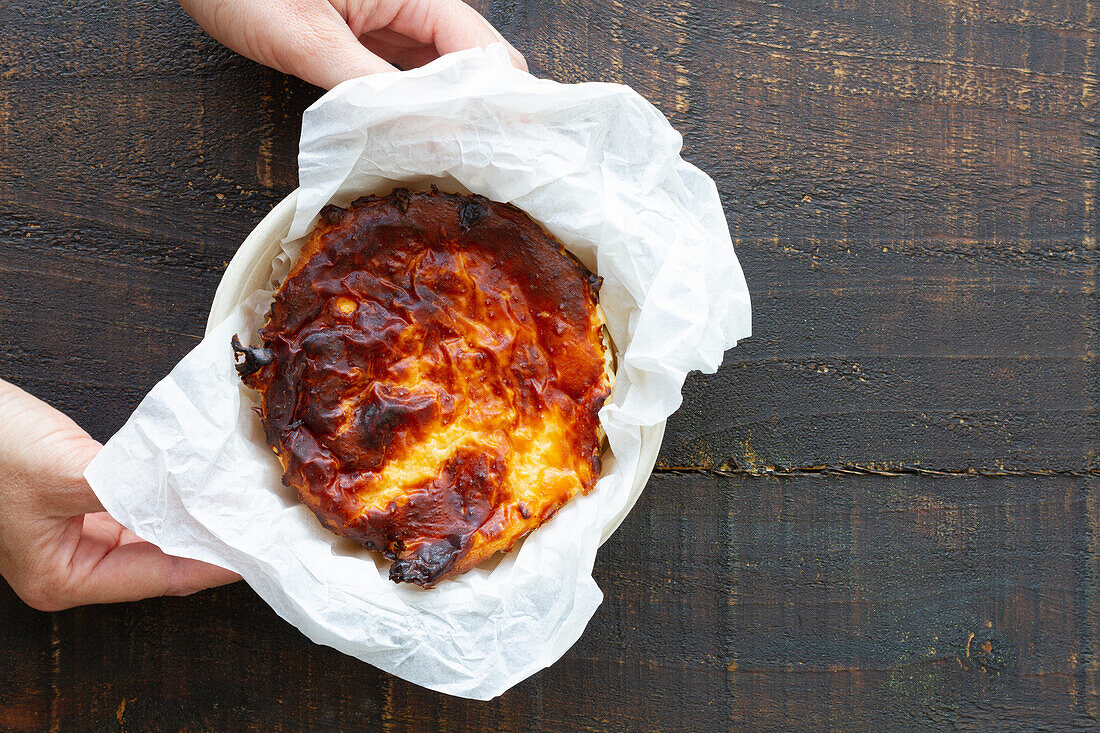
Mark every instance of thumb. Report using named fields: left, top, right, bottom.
left=272, top=6, right=398, bottom=88
left=66, top=515, right=240, bottom=608
left=180, top=0, right=396, bottom=89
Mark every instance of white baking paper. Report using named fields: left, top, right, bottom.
left=85, top=44, right=751, bottom=699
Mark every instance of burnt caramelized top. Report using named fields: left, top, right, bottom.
left=236, top=188, right=612, bottom=586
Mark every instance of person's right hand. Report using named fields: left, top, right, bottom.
left=178, top=0, right=528, bottom=90
left=0, top=378, right=239, bottom=611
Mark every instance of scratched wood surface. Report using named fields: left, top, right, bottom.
left=1, top=0, right=1097, bottom=730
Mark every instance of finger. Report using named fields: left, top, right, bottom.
left=280, top=11, right=398, bottom=88
left=77, top=512, right=126, bottom=553
left=181, top=0, right=396, bottom=88
left=0, top=378, right=105, bottom=518
left=35, top=439, right=105, bottom=518
left=71, top=539, right=240, bottom=607
left=53, top=514, right=240, bottom=608
left=117, top=527, right=149, bottom=546
left=389, top=0, right=528, bottom=72
left=359, top=32, right=440, bottom=70
left=44, top=470, right=105, bottom=519
left=372, top=44, right=441, bottom=71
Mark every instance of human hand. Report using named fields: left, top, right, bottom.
left=179, top=0, right=528, bottom=90
left=0, top=379, right=239, bottom=611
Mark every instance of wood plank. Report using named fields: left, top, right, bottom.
left=0, top=227, right=219, bottom=435
left=658, top=263, right=1099, bottom=471
left=0, top=77, right=304, bottom=245
left=372, top=471, right=1098, bottom=731
left=0, top=585, right=53, bottom=732
left=48, top=585, right=387, bottom=731
left=0, top=0, right=259, bottom=83
left=3, top=3, right=1094, bottom=469
left=40, top=470, right=1082, bottom=731
left=1, top=0, right=1098, bottom=729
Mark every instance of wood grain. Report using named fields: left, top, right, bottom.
left=1, top=0, right=1097, bottom=729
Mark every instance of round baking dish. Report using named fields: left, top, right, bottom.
left=206, top=189, right=665, bottom=546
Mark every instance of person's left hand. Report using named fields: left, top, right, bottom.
left=0, top=378, right=239, bottom=611
left=178, top=0, right=528, bottom=90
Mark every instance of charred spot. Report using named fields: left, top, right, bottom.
left=588, top=272, right=604, bottom=295
left=351, top=194, right=377, bottom=208
left=350, top=388, right=441, bottom=469
left=358, top=401, right=404, bottom=438
left=320, top=204, right=348, bottom=225
left=359, top=390, right=438, bottom=438
left=277, top=280, right=324, bottom=333
left=300, top=329, right=347, bottom=361
left=283, top=428, right=333, bottom=487
left=588, top=450, right=603, bottom=481
left=370, top=450, right=502, bottom=586
left=389, top=535, right=463, bottom=586
left=517, top=501, right=531, bottom=519
left=392, top=187, right=411, bottom=213
left=298, top=397, right=346, bottom=436
left=231, top=334, right=274, bottom=377
left=459, top=199, right=489, bottom=231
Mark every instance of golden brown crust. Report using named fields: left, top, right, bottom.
left=234, top=188, right=612, bottom=586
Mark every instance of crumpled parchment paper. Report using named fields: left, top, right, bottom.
left=85, top=45, right=750, bottom=700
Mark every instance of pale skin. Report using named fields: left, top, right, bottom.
left=1, top=0, right=524, bottom=611
left=0, top=379, right=240, bottom=611
left=178, top=0, right=528, bottom=89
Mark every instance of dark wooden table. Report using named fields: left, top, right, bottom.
left=2, top=0, right=1098, bottom=730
